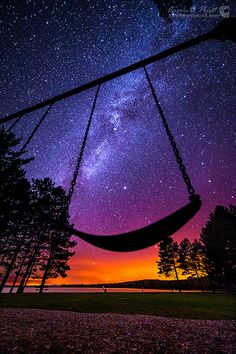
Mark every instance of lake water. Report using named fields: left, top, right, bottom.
left=3, top=287, right=180, bottom=293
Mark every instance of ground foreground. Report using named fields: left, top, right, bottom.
left=1, top=308, right=236, bottom=354
left=1, top=293, right=235, bottom=319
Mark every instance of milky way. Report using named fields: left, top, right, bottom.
left=1, top=0, right=235, bottom=283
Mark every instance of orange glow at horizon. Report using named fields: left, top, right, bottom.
left=23, top=207, right=214, bottom=287
left=55, top=225, right=202, bottom=284
left=27, top=229, right=196, bottom=286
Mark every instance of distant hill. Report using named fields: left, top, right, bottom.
left=59, top=278, right=215, bottom=290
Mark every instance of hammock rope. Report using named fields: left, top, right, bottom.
left=64, top=70, right=201, bottom=252
left=67, top=85, right=100, bottom=207
left=143, top=66, right=196, bottom=199
left=7, top=115, right=23, bottom=132
left=20, top=103, right=53, bottom=153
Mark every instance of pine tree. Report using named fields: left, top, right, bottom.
left=157, top=237, right=181, bottom=291
left=36, top=178, right=76, bottom=293
left=0, top=127, right=32, bottom=232
left=178, top=238, right=207, bottom=292
left=200, top=205, right=236, bottom=284
left=0, top=127, right=32, bottom=293
left=0, top=128, right=76, bottom=293
left=16, top=178, right=76, bottom=293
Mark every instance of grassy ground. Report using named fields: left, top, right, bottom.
left=1, top=293, right=235, bottom=320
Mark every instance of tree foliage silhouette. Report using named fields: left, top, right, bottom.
left=157, top=237, right=209, bottom=292
left=178, top=238, right=206, bottom=292
left=30, top=178, right=76, bottom=293
left=0, top=128, right=76, bottom=293
left=17, top=179, right=76, bottom=294
left=200, top=205, right=236, bottom=284
left=0, top=127, right=32, bottom=292
left=0, top=127, right=32, bottom=239
left=157, top=236, right=181, bottom=291
left=156, top=204, right=236, bottom=291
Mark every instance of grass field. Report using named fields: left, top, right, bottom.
left=1, top=293, right=235, bottom=320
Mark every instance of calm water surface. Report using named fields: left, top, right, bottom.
left=3, top=287, right=200, bottom=293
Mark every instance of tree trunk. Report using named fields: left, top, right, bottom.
left=16, top=246, right=38, bottom=294
left=173, top=259, right=181, bottom=293
left=17, top=224, right=48, bottom=293
left=9, top=270, right=19, bottom=294
left=9, top=248, right=30, bottom=294
left=194, top=266, right=204, bottom=293
left=0, top=235, right=12, bottom=258
left=0, top=242, right=12, bottom=266
left=0, top=240, right=23, bottom=293
left=39, top=256, right=52, bottom=294
left=24, top=264, right=34, bottom=287
left=204, top=265, right=216, bottom=292
left=0, top=222, right=32, bottom=285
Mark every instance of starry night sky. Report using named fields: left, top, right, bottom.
left=1, top=0, right=236, bottom=284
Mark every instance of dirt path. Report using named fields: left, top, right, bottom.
left=0, top=308, right=236, bottom=353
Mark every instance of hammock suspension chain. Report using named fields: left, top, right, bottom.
left=20, top=103, right=54, bottom=153
left=67, top=84, right=101, bottom=207
left=2, top=71, right=201, bottom=252
left=7, top=115, right=23, bottom=132
left=143, top=66, right=196, bottom=200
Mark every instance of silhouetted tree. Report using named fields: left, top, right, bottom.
left=200, top=205, right=236, bottom=285
left=0, top=127, right=32, bottom=292
left=0, top=128, right=76, bottom=293
left=16, top=181, right=51, bottom=293
left=157, top=237, right=181, bottom=291
left=38, top=236, right=75, bottom=293
left=9, top=242, right=32, bottom=293
left=178, top=238, right=207, bottom=292
left=0, top=127, right=32, bottom=232
left=17, top=178, right=75, bottom=293
left=0, top=217, right=32, bottom=293
left=37, top=179, right=76, bottom=293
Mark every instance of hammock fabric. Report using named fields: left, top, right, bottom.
left=68, top=195, right=201, bottom=252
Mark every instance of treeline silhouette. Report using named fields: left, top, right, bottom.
left=157, top=204, right=236, bottom=292
left=0, top=127, right=76, bottom=293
